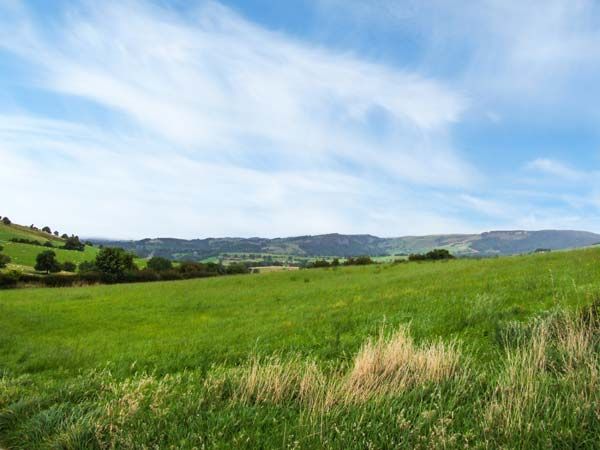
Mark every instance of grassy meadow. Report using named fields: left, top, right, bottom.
left=1, top=248, right=600, bottom=448
left=0, top=223, right=100, bottom=272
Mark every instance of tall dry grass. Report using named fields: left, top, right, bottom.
left=344, top=327, right=461, bottom=403
left=484, top=308, right=600, bottom=438
left=222, top=325, right=463, bottom=414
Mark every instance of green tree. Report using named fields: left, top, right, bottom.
left=95, top=247, right=137, bottom=277
left=62, top=235, right=85, bottom=251
left=147, top=256, right=173, bottom=271
left=2, top=217, right=11, bottom=225
left=35, top=250, right=61, bottom=274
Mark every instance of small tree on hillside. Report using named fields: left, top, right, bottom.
left=62, top=235, right=85, bottom=251
left=147, top=256, right=173, bottom=272
left=35, top=250, right=61, bottom=274
left=61, top=233, right=69, bottom=239
left=2, top=217, right=11, bottom=225
left=42, top=226, right=51, bottom=234
left=95, top=247, right=137, bottom=278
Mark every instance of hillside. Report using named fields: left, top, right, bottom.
left=1, top=248, right=599, bottom=448
left=0, top=222, right=99, bottom=271
left=93, top=229, right=600, bottom=261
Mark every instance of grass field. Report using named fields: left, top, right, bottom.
left=0, top=223, right=150, bottom=273
left=0, top=223, right=99, bottom=271
left=1, top=248, right=599, bottom=448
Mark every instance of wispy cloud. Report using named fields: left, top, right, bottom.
left=0, top=0, right=485, bottom=237
left=526, top=158, right=586, bottom=181
left=2, top=0, right=600, bottom=238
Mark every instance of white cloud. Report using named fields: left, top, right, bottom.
left=0, top=0, right=481, bottom=238
left=526, top=158, right=586, bottom=181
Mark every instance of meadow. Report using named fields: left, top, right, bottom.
left=0, top=248, right=599, bottom=448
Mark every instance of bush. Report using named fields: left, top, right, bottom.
left=0, top=253, right=11, bottom=269
left=310, top=260, right=331, bottom=268
left=43, top=241, right=54, bottom=248
left=409, top=249, right=455, bottom=261
left=42, top=226, right=52, bottom=234
left=62, top=235, right=85, bottom=251
left=10, top=238, right=44, bottom=246
left=62, top=261, right=77, bottom=272
left=78, top=261, right=97, bottom=273
left=226, top=262, right=250, bottom=274
left=345, top=256, right=374, bottom=266
left=2, top=217, right=11, bottom=225
left=0, top=271, right=20, bottom=288
left=147, top=256, right=173, bottom=272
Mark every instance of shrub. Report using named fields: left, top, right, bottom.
left=35, top=250, right=61, bottom=274
left=178, top=261, right=203, bottom=274
left=10, top=238, right=43, bottom=246
left=43, top=241, right=54, bottom=248
left=409, top=249, right=455, bottom=261
left=226, top=262, right=250, bottom=274
left=62, top=235, right=85, bottom=251
left=0, top=271, right=20, bottom=288
left=147, top=256, right=173, bottom=272
left=0, top=253, right=11, bottom=268
left=78, top=261, right=97, bottom=272
left=345, top=256, right=374, bottom=266
left=62, top=261, right=77, bottom=272
left=310, top=259, right=331, bottom=268
left=2, top=217, right=11, bottom=225
left=42, top=226, right=52, bottom=234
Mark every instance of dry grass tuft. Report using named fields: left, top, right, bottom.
left=343, top=326, right=461, bottom=403
left=231, top=325, right=462, bottom=412
left=485, top=311, right=600, bottom=436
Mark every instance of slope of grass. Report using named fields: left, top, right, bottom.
left=0, top=222, right=99, bottom=270
left=0, top=248, right=599, bottom=448
left=0, top=223, right=63, bottom=243
left=0, top=241, right=99, bottom=268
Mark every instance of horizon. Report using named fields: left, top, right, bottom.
left=83, top=228, right=600, bottom=242
left=2, top=0, right=600, bottom=239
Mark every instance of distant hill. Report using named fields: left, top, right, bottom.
left=91, top=230, right=600, bottom=261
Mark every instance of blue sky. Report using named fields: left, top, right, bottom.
left=2, top=0, right=600, bottom=239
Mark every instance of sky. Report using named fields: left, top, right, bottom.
left=2, top=0, right=600, bottom=239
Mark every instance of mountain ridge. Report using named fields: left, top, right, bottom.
left=90, top=229, right=600, bottom=261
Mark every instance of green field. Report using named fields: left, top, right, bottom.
left=0, top=223, right=151, bottom=273
left=0, top=223, right=99, bottom=271
left=1, top=249, right=599, bottom=448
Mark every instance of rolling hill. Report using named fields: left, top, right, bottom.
left=0, top=222, right=99, bottom=271
left=92, top=229, right=600, bottom=261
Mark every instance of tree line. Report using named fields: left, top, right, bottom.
left=1, top=248, right=251, bottom=289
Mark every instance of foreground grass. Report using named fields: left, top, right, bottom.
left=1, top=309, right=598, bottom=449
left=1, top=249, right=600, bottom=448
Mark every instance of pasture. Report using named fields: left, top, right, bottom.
left=0, top=248, right=599, bottom=448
